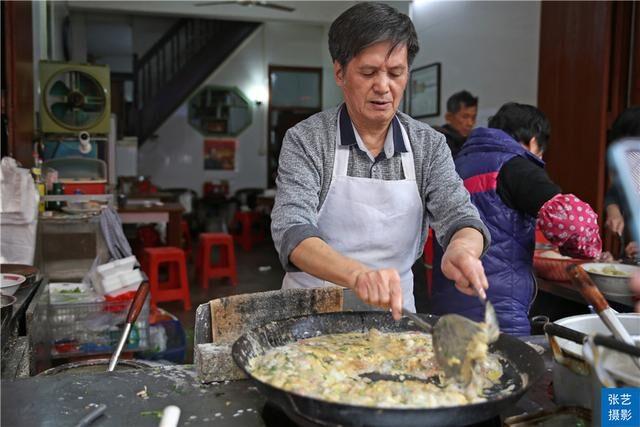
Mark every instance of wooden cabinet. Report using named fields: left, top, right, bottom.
left=2, top=1, right=34, bottom=166
left=537, top=1, right=639, bottom=252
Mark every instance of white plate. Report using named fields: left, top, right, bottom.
left=0, top=273, right=26, bottom=296
left=61, top=205, right=101, bottom=214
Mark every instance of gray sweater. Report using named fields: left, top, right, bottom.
left=271, top=106, right=490, bottom=271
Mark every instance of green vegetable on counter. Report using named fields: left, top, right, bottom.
left=140, top=410, right=163, bottom=419
left=58, top=287, right=82, bottom=294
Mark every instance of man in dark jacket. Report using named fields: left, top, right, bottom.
left=435, top=90, right=478, bottom=156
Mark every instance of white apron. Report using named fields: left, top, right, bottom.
left=282, top=114, right=424, bottom=312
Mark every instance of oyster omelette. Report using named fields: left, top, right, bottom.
left=249, top=329, right=505, bottom=408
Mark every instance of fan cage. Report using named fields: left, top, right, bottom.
left=43, top=68, right=109, bottom=131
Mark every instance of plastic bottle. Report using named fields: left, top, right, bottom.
left=32, top=161, right=46, bottom=213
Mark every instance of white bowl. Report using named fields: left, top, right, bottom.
left=582, top=262, right=640, bottom=297
left=0, top=273, right=26, bottom=296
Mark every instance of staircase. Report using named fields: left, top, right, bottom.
left=134, top=18, right=260, bottom=144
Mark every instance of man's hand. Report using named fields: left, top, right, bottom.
left=605, top=204, right=625, bottom=236
left=441, top=228, right=488, bottom=299
left=626, top=241, right=639, bottom=259
left=631, top=270, right=640, bottom=313
left=290, top=238, right=404, bottom=319
left=353, top=269, right=403, bottom=320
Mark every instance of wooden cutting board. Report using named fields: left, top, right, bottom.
left=209, top=287, right=344, bottom=344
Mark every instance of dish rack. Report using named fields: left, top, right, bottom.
left=37, top=295, right=150, bottom=359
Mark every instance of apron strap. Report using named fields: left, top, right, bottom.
left=398, top=118, right=416, bottom=181
left=333, top=112, right=416, bottom=181
left=333, top=107, right=350, bottom=178
left=334, top=143, right=350, bottom=178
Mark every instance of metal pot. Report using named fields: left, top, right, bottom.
left=544, top=313, right=640, bottom=408
left=583, top=336, right=640, bottom=427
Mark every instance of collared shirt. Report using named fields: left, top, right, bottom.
left=271, top=105, right=490, bottom=271
left=338, top=106, right=409, bottom=180
left=341, top=106, right=407, bottom=160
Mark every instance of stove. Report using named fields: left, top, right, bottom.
left=261, top=402, right=503, bottom=427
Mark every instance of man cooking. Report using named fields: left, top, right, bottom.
left=270, top=2, right=491, bottom=320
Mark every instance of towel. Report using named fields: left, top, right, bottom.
left=0, top=157, right=38, bottom=264
left=0, top=157, right=37, bottom=223
left=100, top=206, right=133, bottom=260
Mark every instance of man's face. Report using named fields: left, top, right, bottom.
left=334, top=41, right=408, bottom=128
left=446, top=104, right=478, bottom=137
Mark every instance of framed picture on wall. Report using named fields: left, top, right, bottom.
left=408, top=62, right=441, bottom=118
left=204, top=139, right=237, bottom=171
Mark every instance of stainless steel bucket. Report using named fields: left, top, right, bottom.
left=546, top=313, right=640, bottom=408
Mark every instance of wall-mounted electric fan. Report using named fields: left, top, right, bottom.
left=39, top=61, right=111, bottom=134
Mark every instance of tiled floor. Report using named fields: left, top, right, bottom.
left=156, top=238, right=285, bottom=362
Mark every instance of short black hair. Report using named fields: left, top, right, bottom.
left=488, top=102, right=551, bottom=152
left=328, top=2, right=419, bottom=68
left=446, top=90, right=478, bottom=113
left=609, top=106, right=640, bottom=142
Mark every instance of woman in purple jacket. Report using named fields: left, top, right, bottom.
left=431, top=103, right=602, bottom=335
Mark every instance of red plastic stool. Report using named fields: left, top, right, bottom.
left=143, top=247, right=192, bottom=310
left=230, top=211, right=265, bottom=251
left=198, top=233, right=238, bottom=288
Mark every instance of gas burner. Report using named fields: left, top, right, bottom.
left=261, top=402, right=304, bottom=427
left=261, top=402, right=503, bottom=427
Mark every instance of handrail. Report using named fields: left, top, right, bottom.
left=135, top=19, right=223, bottom=108
left=136, top=18, right=188, bottom=68
left=133, top=18, right=260, bottom=142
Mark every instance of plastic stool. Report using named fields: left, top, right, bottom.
left=143, top=247, right=192, bottom=310
left=198, top=233, right=238, bottom=288
left=230, top=211, right=265, bottom=251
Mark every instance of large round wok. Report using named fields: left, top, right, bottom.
left=232, top=312, right=545, bottom=427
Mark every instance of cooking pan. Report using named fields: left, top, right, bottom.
left=232, top=312, right=545, bottom=427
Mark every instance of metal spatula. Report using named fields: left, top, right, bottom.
left=566, top=264, right=640, bottom=369
left=403, top=296, right=499, bottom=384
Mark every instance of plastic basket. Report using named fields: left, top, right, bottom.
left=139, top=318, right=186, bottom=364
left=533, top=250, right=589, bottom=282
left=45, top=297, right=150, bottom=358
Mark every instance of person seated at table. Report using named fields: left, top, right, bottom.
left=603, top=106, right=640, bottom=260
left=430, top=102, right=602, bottom=335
